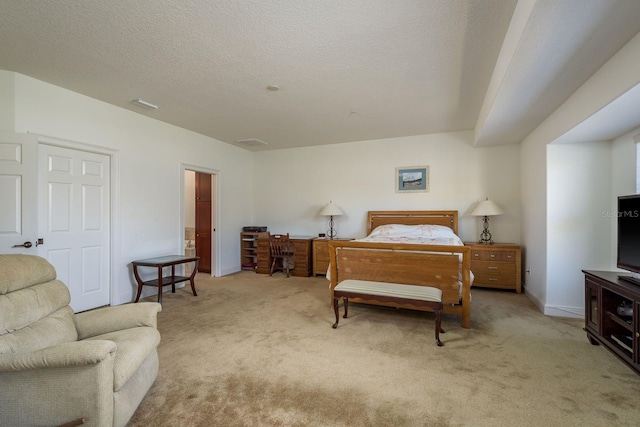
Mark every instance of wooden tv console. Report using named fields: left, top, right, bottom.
left=583, top=270, right=640, bottom=375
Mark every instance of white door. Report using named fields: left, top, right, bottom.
left=38, top=144, right=110, bottom=312
left=0, top=132, right=38, bottom=254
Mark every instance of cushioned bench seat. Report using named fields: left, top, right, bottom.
left=332, top=279, right=445, bottom=346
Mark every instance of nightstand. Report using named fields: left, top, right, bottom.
left=464, top=242, right=521, bottom=293
left=312, top=238, right=353, bottom=276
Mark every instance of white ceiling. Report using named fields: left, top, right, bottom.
left=1, top=0, right=639, bottom=151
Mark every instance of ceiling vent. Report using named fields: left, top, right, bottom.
left=236, top=138, right=268, bottom=147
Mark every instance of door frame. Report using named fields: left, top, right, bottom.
left=34, top=133, right=119, bottom=306
left=180, top=163, right=219, bottom=277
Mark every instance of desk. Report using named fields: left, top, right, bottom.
left=132, top=255, right=199, bottom=304
left=256, top=236, right=313, bottom=276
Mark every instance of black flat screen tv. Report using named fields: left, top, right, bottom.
left=617, top=194, right=640, bottom=285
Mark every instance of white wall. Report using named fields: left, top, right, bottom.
left=0, top=72, right=15, bottom=131
left=6, top=71, right=254, bottom=304
left=520, top=132, right=548, bottom=306
left=521, top=32, right=640, bottom=316
left=547, top=142, right=611, bottom=317
left=253, top=131, right=521, bottom=244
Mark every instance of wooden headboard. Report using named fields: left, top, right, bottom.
left=366, top=210, right=458, bottom=235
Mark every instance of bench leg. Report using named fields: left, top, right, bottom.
left=434, top=307, right=444, bottom=347
left=332, top=297, right=340, bottom=328
left=332, top=296, right=350, bottom=329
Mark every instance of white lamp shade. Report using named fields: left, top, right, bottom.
left=318, top=201, right=344, bottom=216
left=471, top=199, right=503, bottom=216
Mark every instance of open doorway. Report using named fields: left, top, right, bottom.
left=183, top=166, right=218, bottom=276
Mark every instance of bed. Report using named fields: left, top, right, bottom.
left=327, top=210, right=472, bottom=328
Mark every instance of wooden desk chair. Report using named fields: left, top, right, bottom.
left=269, top=233, right=293, bottom=277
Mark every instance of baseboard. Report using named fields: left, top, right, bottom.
left=524, top=286, right=545, bottom=313
left=222, top=266, right=242, bottom=276
left=524, top=286, right=583, bottom=319
left=544, top=305, right=583, bottom=318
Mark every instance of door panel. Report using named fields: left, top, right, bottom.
left=39, top=144, right=110, bottom=312
left=82, top=245, right=103, bottom=293
left=195, top=172, right=212, bottom=273
left=49, top=182, right=72, bottom=231
left=0, top=133, right=38, bottom=254
left=0, top=174, right=21, bottom=234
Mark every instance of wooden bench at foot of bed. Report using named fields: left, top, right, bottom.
left=328, top=240, right=472, bottom=329
left=333, top=279, right=445, bottom=346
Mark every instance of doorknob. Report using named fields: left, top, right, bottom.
left=12, top=241, right=33, bottom=248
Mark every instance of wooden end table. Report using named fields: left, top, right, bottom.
left=132, top=255, right=199, bottom=304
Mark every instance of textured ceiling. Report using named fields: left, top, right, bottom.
left=1, top=1, right=639, bottom=151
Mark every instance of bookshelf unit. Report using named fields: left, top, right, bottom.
left=240, top=231, right=268, bottom=270
left=583, top=270, right=640, bottom=376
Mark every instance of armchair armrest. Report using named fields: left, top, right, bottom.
left=74, top=302, right=162, bottom=340
left=0, top=340, right=115, bottom=372
left=0, top=341, right=117, bottom=427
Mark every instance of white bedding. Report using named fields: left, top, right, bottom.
left=327, top=224, right=474, bottom=297
left=358, top=223, right=465, bottom=246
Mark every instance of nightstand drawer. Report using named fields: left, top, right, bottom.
left=471, top=261, right=516, bottom=274
left=472, top=249, right=516, bottom=262
left=473, top=273, right=516, bottom=287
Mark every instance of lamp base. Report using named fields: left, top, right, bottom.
left=327, top=215, right=337, bottom=239
left=478, top=236, right=494, bottom=245
left=478, top=216, right=494, bottom=244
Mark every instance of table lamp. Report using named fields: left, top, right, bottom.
left=318, top=201, right=344, bottom=239
left=471, top=198, right=503, bottom=244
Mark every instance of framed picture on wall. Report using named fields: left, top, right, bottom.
left=395, top=166, right=429, bottom=193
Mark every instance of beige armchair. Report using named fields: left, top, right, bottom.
left=0, top=254, right=162, bottom=427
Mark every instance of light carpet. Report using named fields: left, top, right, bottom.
left=128, top=272, right=640, bottom=427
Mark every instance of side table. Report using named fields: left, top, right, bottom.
left=464, top=242, right=521, bottom=293
left=312, top=237, right=354, bottom=275
left=132, top=255, right=199, bottom=304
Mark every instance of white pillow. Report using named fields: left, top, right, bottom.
left=368, top=224, right=458, bottom=239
